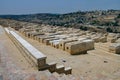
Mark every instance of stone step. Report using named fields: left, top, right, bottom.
left=56, top=65, right=65, bottom=74
left=47, top=62, right=57, bottom=73
left=64, top=67, right=72, bottom=75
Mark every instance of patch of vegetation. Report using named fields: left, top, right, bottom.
left=0, top=10, right=120, bottom=33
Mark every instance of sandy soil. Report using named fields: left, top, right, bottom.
left=0, top=26, right=120, bottom=80
left=19, top=29, right=120, bottom=79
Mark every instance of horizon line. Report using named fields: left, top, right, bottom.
left=0, top=9, right=120, bottom=15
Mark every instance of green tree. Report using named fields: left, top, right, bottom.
left=117, top=14, right=120, bottom=18
left=106, top=27, right=113, bottom=32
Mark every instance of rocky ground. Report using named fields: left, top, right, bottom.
left=0, top=26, right=120, bottom=80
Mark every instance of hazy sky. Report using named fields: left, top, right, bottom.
left=0, top=0, right=120, bottom=15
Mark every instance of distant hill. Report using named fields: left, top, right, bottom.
left=0, top=10, right=120, bottom=28
left=0, top=12, right=85, bottom=27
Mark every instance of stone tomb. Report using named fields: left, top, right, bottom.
left=59, top=39, right=78, bottom=50
left=109, top=43, right=120, bottom=54
left=24, top=32, right=32, bottom=38
left=37, top=36, right=55, bottom=43
left=43, top=38, right=60, bottom=45
left=107, top=33, right=117, bottom=43
left=65, top=39, right=94, bottom=55
left=92, top=36, right=101, bottom=42
left=30, top=32, right=44, bottom=40
left=51, top=39, right=63, bottom=48
left=99, top=36, right=107, bottom=43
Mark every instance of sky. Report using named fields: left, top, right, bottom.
left=0, top=0, right=120, bottom=15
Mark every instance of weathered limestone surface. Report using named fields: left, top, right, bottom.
left=64, top=67, right=72, bottom=75
left=39, top=36, right=55, bottom=43
left=52, top=39, right=64, bottom=48
left=109, top=43, right=120, bottom=54
left=99, top=36, right=107, bottom=43
left=35, top=35, right=45, bottom=41
left=56, top=65, right=65, bottom=74
left=59, top=39, right=78, bottom=50
left=30, top=32, right=44, bottom=40
left=107, top=33, right=117, bottom=43
left=43, top=38, right=59, bottom=45
left=116, top=38, right=120, bottom=43
left=82, top=39, right=94, bottom=50
left=9, top=31, right=47, bottom=69
left=93, top=37, right=100, bottom=42
left=65, top=39, right=94, bottom=55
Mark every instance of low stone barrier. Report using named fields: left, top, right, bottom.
left=9, top=31, right=47, bottom=70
